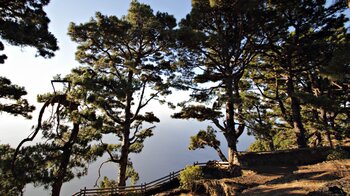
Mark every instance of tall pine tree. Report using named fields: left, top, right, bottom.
left=12, top=88, right=104, bottom=196
left=67, top=1, right=176, bottom=186
left=253, top=0, right=348, bottom=148
left=173, top=0, right=267, bottom=165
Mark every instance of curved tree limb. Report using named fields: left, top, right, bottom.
left=11, top=95, right=67, bottom=178
left=94, top=160, right=113, bottom=187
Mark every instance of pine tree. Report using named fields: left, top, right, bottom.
left=253, top=0, right=348, bottom=148
left=1, top=1, right=58, bottom=194
left=12, top=89, right=104, bottom=196
left=188, top=126, right=227, bottom=161
left=67, top=1, right=176, bottom=186
left=243, top=92, right=278, bottom=151
left=0, top=144, right=24, bottom=195
left=0, top=0, right=58, bottom=118
left=0, top=76, right=35, bottom=118
left=172, top=0, right=267, bottom=165
left=300, top=29, right=350, bottom=147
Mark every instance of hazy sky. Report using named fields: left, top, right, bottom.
left=1, top=1, right=256, bottom=195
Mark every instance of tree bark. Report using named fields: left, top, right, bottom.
left=268, top=137, right=275, bottom=151
left=213, top=145, right=228, bottom=162
left=51, top=98, right=79, bottom=196
left=118, top=135, right=129, bottom=187
left=329, top=113, right=342, bottom=141
left=118, top=71, right=133, bottom=187
left=227, top=139, right=239, bottom=165
left=287, top=76, right=308, bottom=148
left=52, top=123, right=79, bottom=196
left=320, top=108, right=333, bottom=148
left=224, top=78, right=239, bottom=165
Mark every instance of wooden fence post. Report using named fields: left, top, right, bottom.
left=142, top=183, right=144, bottom=194
left=141, top=182, right=147, bottom=195
left=83, top=187, right=86, bottom=196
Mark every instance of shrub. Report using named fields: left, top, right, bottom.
left=326, top=148, right=350, bottom=160
left=247, top=131, right=296, bottom=152
left=247, top=140, right=269, bottom=152
left=179, top=165, right=204, bottom=190
left=98, top=176, right=118, bottom=188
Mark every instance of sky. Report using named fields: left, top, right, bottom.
left=1, top=0, right=255, bottom=195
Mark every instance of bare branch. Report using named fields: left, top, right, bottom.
left=236, top=123, right=245, bottom=138
left=130, top=126, right=155, bottom=145
left=100, top=140, right=120, bottom=164
left=12, top=95, right=68, bottom=178
left=256, top=84, right=276, bottom=100
left=132, top=81, right=147, bottom=121
left=212, top=119, right=226, bottom=132
left=131, top=91, right=160, bottom=123
left=129, top=122, right=142, bottom=142
left=94, top=160, right=113, bottom=187
left=102, top=106, right=123, bottom=125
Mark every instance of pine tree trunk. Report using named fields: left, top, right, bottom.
left=329, top=114, right=342, bottom=142
left=315, top=131, right=322, bottom=147
left=225, top=78, right=239, bottom=165
left=52, top=122, right=80, bottom=196
left=118, top=138, right=129, bottom=187
left=118, top=119, right=131, bottom=186
left=268, top=139, right=275, bottom=151
left=213, top=145, right=228, bottom=162
left=118, top=120, right=131, bottom=187
left=118, top=71, right=133, bottom=187
left=320, top=108, right=333, bottom=148
left=52, top=183, right=63, bottom=196
left=287, top=76, right=308, bottom=148
left=227, top=141, right=239, bottom=165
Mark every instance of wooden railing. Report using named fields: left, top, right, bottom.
left=72, top=161, right=229, bottom=196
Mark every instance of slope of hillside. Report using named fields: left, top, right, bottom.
left=157, top=159, right=350, bottom=196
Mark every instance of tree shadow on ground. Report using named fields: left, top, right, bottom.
left=265, top=171, right=333, bottom=184
left=241, top=187, right=306, bottom=196
left=245, top=165, right=298, bottom=176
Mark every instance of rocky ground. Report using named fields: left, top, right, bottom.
left=157, top=159, right=350, bottom=196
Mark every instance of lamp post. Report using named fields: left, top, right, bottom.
left=51, top=79, right=71, bottom=95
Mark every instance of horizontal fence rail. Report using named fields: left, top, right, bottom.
left=72, top=161, right=229, bottom=196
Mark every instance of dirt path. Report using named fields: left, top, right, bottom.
left=157, top=159, right=350, bottom=195
left=239, top=159, right=350, bottom=195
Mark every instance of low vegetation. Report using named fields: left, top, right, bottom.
left=158, top=149, right=350, bottom=196
left=179, top=165, right=204, bottom=190
left=326, top=147, right=350, bottom=160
